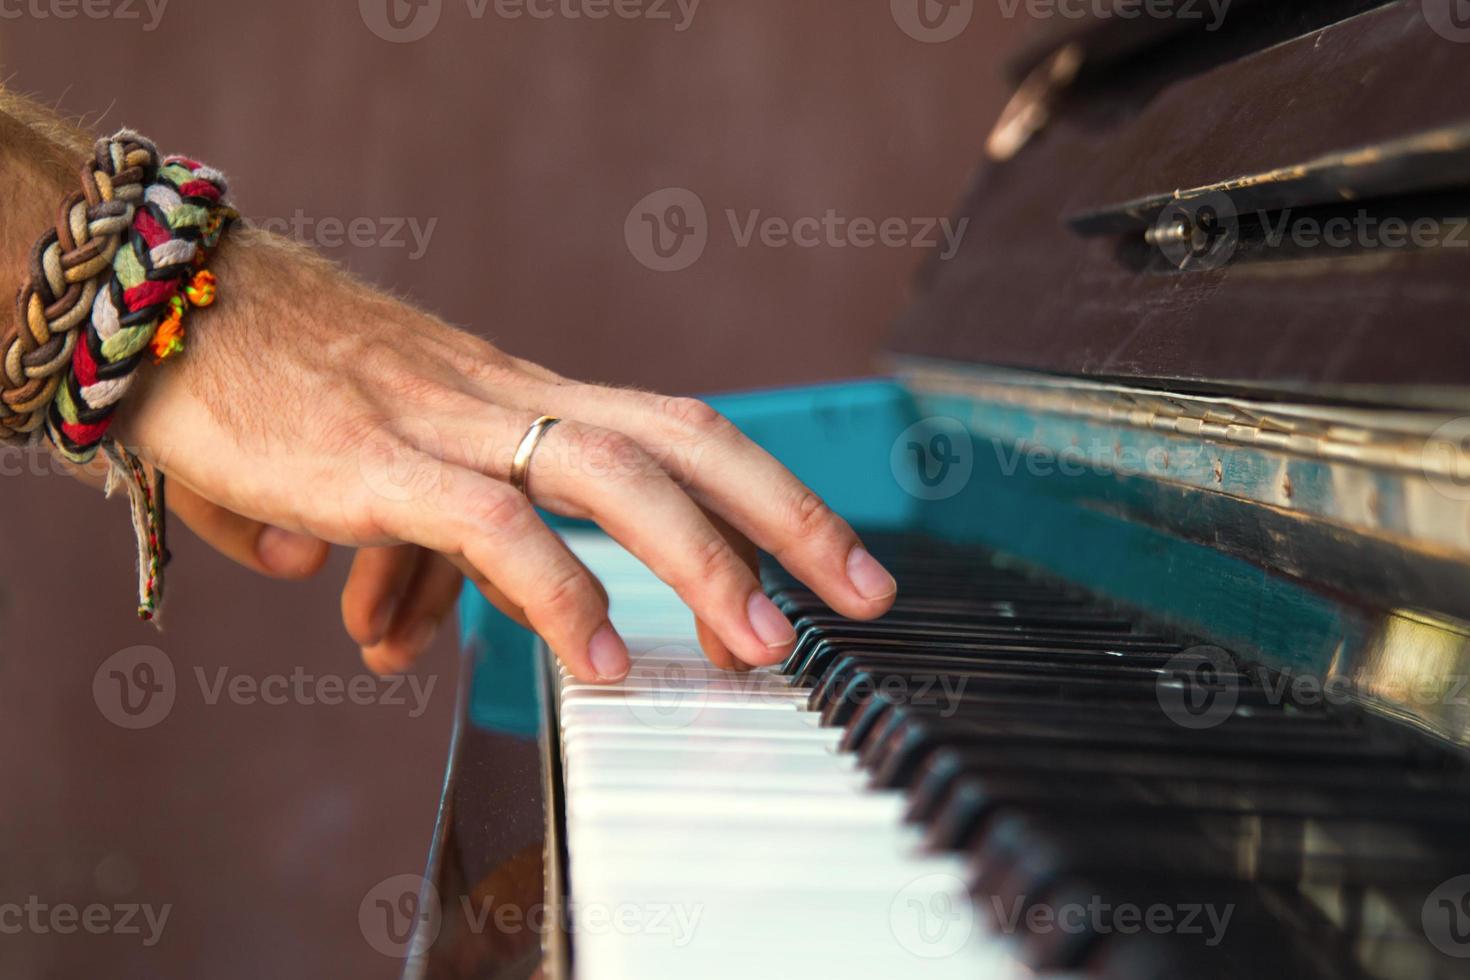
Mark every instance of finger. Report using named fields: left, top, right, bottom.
left=169, top=482, right=329, bottom=579
left=390, top=410, right=796, bottom=668
left=341, top=545, right=421, bottom=647
left=362, top=551, right=464, bottom=676
left=444, top=552, right=606, bottom=630
left=377, top=408, right=785, bottom=667
left=694, top=510, right=761, bottom=671
left=519, top=421, right=796, bottom=668
left=444, top=554, right=533, bottom=629
left=544, top=387, right=897, bottom=620
left=365, top=455, right=628, bottom=683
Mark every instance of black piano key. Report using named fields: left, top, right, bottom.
left=791, top=607, right=1145, bottom=632
left=811, top=650, right=1204, bottom=713
left=916, top=759, right=1470, bottom=851
left=860, top=707, right=1405, bottom=791
left=973, top=810, right=1470, bottom=900
left=786, top=631, right=1187, bottom=682
left=922, top=770, right=1470, bottom=858
left=907, top=744, right=1470, bottom=832
left=1085, top=923, right=1375, bottom=980
left=1011, top=875, right=1346, bottom=978
left=756, top=533, right=1470, bottom=979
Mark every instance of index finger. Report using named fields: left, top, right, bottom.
left=546, top=388, right=898, bottom=621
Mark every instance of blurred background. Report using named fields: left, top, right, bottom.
left=0, top=2, right=1027, bottom=976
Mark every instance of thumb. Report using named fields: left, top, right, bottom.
left=168, top=481, right=330, bottom=579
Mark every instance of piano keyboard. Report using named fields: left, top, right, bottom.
left=554, top=532, right=1470, bottom=980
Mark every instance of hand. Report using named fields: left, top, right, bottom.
left=115, top=229, right=899, bottom=681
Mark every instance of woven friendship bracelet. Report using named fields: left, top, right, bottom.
left=49, top=155, right=235, bottom=621
left=46, top=153, right=237, bottom=621
left=48, top=156, right=237, bottom=462
left=0, top=130, right=160, bottom=441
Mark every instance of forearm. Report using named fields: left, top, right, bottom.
left=0, top=90, right=446, bottom=461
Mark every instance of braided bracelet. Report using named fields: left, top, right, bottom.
left=49, top=156, right=237, bottom=462
left=0, top=131, right=159, bottom=441
left=49, top=156, right=237, bottom=621
left=0, top=131, right=237, bottom=620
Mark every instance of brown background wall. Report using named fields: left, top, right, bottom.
left=0, top=2, right=1025, bottom=977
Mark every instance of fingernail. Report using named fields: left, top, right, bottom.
left=846, top=546, right=897, bottom=600
left=404, top=619, right=437, bottom=657
left=746, top=591, right=796, bottom=649
left=367, top=600, right=395, bottom=647
left=589, top=624, right=630, bottom=681
left=256, top=526, right=319, bottom=576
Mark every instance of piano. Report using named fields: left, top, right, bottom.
left=402, top=3, right=1470, bottom=978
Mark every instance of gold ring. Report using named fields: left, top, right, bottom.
left=510, top=416, right=561, bottom=497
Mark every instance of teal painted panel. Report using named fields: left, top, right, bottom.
left=456, top=593, right=543, bottom=738
left=704, top=379, right=923, bottom=529
left=913, top=391, right=1368, bottom=677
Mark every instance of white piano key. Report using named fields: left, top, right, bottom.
left=562, top=672, right=802, bottom=697
left=560, top=700, right=817, bottom=726
left=561, top=733, right=845, bottom=756
left=563, top=743, right=859, bottom=772
left=560, top=686, right=810, bottom=709
left=565, top=767, right=870, bottom=795
left=567, top=788, right=909, bottom=824
left=556, top=530, right=1022, bottom=980
left=566, top=823, right=930, bottom=858
left=561, top=725, right=842, bottom=747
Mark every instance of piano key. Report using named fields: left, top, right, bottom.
left=556, top=529, right=1470, bottom=980
left=558, top=532, right=1029, bottom=978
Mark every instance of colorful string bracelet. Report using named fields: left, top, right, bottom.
left=55, top=153, right=237, bottom=621
left=49, top=156, right=237, bottom=462
left=0, top=130, right=159, bottom=441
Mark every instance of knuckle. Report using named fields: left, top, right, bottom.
left=652, top=396, right=733, bottom=486
left=352, top=425, right=446, bottom=506
left=465, top=486, right=530, bottom=535
left=343, top=503, right=390, bottom=545
left=575, top=427, right=652, bottom=482
left=453, top=345, right=518, bottom=386
left=688, top=533, right=739, bottom=587
left=382, top=367, right=454, bottom=407
left=533, top=564, right=594, bottom=619
left=659, top=396, right=727, bottom=437
left=785, top=489, right=835, bottom=541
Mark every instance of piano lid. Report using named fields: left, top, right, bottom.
left=888, top=0, right=1470, bottom=408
